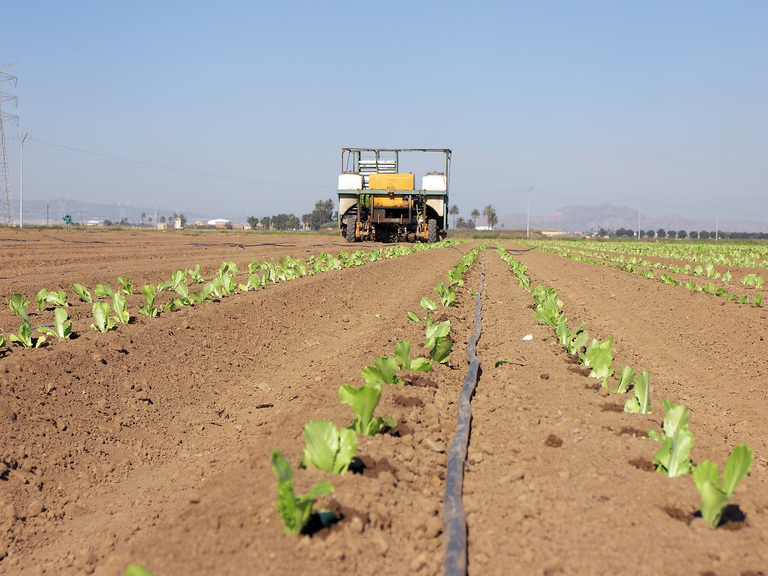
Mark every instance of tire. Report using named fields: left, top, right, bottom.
left=428, top=219, right=438, bottom=243
left=346, top=218, right=357, bottom=243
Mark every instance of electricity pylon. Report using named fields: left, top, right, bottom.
left=0, top=64, right=19, bottom=226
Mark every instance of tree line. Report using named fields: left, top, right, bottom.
left=247, top=199, right=336, bottom=231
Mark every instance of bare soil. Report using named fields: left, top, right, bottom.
left=1, top=229, right=767, bottom=576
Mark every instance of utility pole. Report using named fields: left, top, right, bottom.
left=16, top=133, right=27, bottom=227
left=525, top=186, right=533, bottom=238
left=638, top=199, right=642, bottom=240
left=715, top=208, right=719, bottom=241
left=0, top=64, right=19, bottom=226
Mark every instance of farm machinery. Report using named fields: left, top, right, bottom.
left=337, top=148, right=451, bottom=243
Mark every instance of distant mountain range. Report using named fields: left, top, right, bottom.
left=498, top=203, right=768, bottom=234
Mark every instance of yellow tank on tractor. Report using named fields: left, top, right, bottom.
left=337, top=148, right=451, bottom=243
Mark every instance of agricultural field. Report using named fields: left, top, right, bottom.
left=1, top=229, right=767, bottom=576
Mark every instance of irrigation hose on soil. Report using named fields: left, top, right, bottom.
left=443, top=253, right=485, bottom=576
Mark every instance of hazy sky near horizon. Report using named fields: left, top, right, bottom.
left=2, top=1, right=766, bottom=224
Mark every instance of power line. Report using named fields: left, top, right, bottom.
left=0, top=63, right=18, bottom=225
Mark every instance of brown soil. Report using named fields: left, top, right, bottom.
left=0, top=230, right=767, bottom=576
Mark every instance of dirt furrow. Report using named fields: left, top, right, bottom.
left=1, top=237, right=484, bottom=576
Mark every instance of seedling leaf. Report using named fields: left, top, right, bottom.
left=299, top=419, right=357, bottom=475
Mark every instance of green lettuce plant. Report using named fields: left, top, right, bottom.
left=299, top=419, right=357, bottom=475
left=694, top=445, right=754, bottom=528
left=71, top=283, right=93, bottom=303
left=38, top=308, right=72, bottom=339
left=340, top=383, right=395, bottom=435
left=94, top=283, right=114, bottom=299
left=362, top=355, right=402, bottom=385
left=138, top=284, right=159, bottom=317
left=624, top=370, right=651, bottom=414
left=112, top=292, right=130, bottom=324
left=36, top=288, right=68, bottom=310
left=91, top=301, right=118, bottom=332
left=117, top=277, right=134, bottom=295
left=8, top=293, right=31, bottom=321
left=434, top=282, right=458, bottom=307
left=394, top=340, right=432, bottom=372
left=9, top=320, right=45, bottom=348
left=648, top=398, right=694, bottom=477
left=271, top=450, right=334, bottom=535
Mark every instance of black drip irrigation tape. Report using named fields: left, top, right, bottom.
left=443, top=253, right=485, bottom=576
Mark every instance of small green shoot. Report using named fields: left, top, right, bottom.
left=122, top=566, right=155, bottom=576
left=91, top=302, right=118, bottom=332
left=94, top=283, right=114, bottom=299
left=271, top=450, right=334, bottom=535
left=694, top=445, right=754, bottom=528
left=117, top=277, right=134, bottom=295
left=394, top=340, right=432, bottom=372
left=299, top=419, right=357, bottom=475
left=38, top=308, right=72, bottom=339
left=406, top=311, right=421, bottom=322
left=8, top=294, right=31, bottom=321
left=613, top=365, right=636, bottom=394
left=138, top=284, right=159, bottom=317
left=71, top=284, right=93, bottom=303
left=340, top=383, right=396, bottom=436
left=9, top=320, right=45, bottom=348
left=112, top=293, right=130, bottom=324
left=362, top=355, right=402, bottom=385
left=624, top=370, right=651, bottom=414
left=434, top=282, right=458, bottom=307
left=420, top=297, right=438, bottom=311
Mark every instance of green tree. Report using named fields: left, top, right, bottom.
left=482, top=205, right=497, bottom=229
left=657, top=228, right=666, bottom=238
left=140, top=212, right=146, bottom=226
left=260, top=216, right=270, bottom=229
left=449, top=205, right=459, bottom=228
left=678, top=230, right=687, bottom=239
left=247, top=216, right=259, bottom=229
left=470, top=209, right=480, bottom=227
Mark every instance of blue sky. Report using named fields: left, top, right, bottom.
left=2, top=1, right=766, bottom=224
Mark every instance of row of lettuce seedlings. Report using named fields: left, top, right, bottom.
left=528, top=242, right=764, bottom=307
left=495, top=243, right=754, bottom=529
left=0, top=242, right=465, bottom=350
left=270, top=242, right=488, bottom=536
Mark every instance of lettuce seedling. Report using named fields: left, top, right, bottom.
left=753, top=294, right=763, bottom=307
left=394, top=340, right=432, bottom=372
left=694, top=444, right=754, bottom=528
left=446, top=268, right=464, bottom=287
left=271, top=450, right=334, bottom=535
left=684, top=281, right=696, bottom=290
left=158, top=270, right=187, bottom=293
left=624, top=370, right=651, bottom=414
left=421, top=297, right=438, bottom=311
left=362, top=355, right=402, bottom=385
left=613, top=365, right=636, bottom=394
left=339, top=383, right=396, bottom=436
left=532, top=285, right=564, bottom=327
left=406, top=311, right=421, bottom=322
left=299, top=419, right=358, bottom=475
left=71, top=283, right=93, bottom=303
left=123, top=566, right=154, bottom=576
left=0, top=334, right=6, bottom=349
left=94, top=283, right=114, bottom=299
left=91, top=302, right=118, bottom=332
left=584, top=339, right=614, bottom=386
left=221, top=274, right=237, bottom=295
left=138, top=284, right=159, bottom=317
left=9, top=320, right=45, bottom=348
left=649, top=398, right=694, bottom=477
left=186, top=264, right=204, bottom=283
left=112, top=293, right=130, bottom=324
left=36, top=288, right=50, bottom=311
left=425, top=320, right=452, bottom=363
left=117, top=277, right=134, bottom=295
left=8, top=294, right=30, bottom=321
left=239, top=273, right=264, bottom=292
left=38, top=308, right=72, bottom=339
left=702, top=283, right=715, bottom=294
left=434, top=282, right=458, bottom=307
left=216, top=261, right=238, bottom=278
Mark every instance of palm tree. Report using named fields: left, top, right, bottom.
left=470, top=209, right=480, bottom=228
left=449, top=205, right=459, bottom=228
left=323, top=199, right=334, bottom=223
left=482, top=205, right=497, bottom=229
left=140, top=212, right=146, bottom=226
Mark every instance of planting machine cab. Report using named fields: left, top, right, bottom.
left=338, top=148, right=451, bottom=243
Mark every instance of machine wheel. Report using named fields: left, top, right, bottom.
left=427, top=219, right=438, bottom=243
left=346, top=218, right=357, bottom=243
